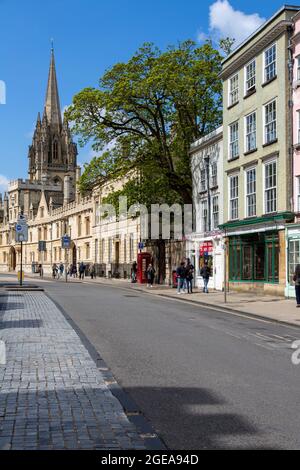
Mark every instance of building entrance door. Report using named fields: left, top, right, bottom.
left=9, top=247, right=16, bottom=271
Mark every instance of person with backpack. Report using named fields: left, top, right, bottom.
left=200, top=260, right=211, bottom=294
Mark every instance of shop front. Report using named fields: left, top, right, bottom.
left=286, top=224, right=300, bottom=298
left=221, top=213, right=293, bottom=296
left=186, top=231, right=224, bottom=291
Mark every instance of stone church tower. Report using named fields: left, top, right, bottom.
left=28, top=48, right=77, bottom=186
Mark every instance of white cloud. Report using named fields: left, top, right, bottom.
left=197, top=31, right=208, bottom=42
left=0, top=175, right=9, bottom=193
left=201, top=0, right=265, bottom=47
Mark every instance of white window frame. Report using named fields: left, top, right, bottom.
left=212, top=195, right=219, bottom=229
left=296, top=176, right=300, bottom=212
left=228, top=74, right=239, bottom=107
left=200, top=168, right=207, bottom=192
left=245, top=167, right=257, bottom=218
left=263, top=99, right=277, bottom=145
left=229, top=174, right=239, bottom=221
left=297, top=56, right=300, bottom=81
left=245, top=59, right=256, bottom=94
left=264, top=159, right=277, bottom=214
left=263, top=43, right=276, bottom=83
left=211, top=162, right=218, bottom=187
left=201, top=199, right=208, bottom=233
left=245, top=111, right=256, bottom=152
left=229, top=121, right=239, bottom=160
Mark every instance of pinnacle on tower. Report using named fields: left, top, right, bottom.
left=44, top=48, right=62, bottom=129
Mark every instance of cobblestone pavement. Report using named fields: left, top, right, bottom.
left=0, top=291, right=146, bottom=450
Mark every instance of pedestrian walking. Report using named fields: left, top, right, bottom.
left=59, top=262, right=64, bottom=279
left=52, top=263, right=58, bottom=279
left=38, top=264, right=43, bottom=278
left=72, top=264, right=78, bottom=278
left=79, top=262, right=85, bottom=280
left=176, top=262, right=186, bottom=294
left=200, top=260, right=211, bottom=293
left=293, top=264, right=300, bottom=307
left=131, top=261, right=137, bottom=283
left=185, top=259, right=194, bottom=294
left=90, top=263, right=96, bottom=280
left=146, top=263, right=155, bottom=287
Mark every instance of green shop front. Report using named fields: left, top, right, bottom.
left=220, top=213, right=294, bottom=296
left=286, top=224, right=300, bottom=298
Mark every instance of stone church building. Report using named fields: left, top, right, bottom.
left=0, top=49, right=140, bottom=277
left=0, top=49, right=184, bottom=282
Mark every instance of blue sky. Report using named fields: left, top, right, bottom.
left=0, top=0, right=292, bottom=191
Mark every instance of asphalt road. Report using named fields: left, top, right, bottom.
left=25, top=278, right=300, bottom=449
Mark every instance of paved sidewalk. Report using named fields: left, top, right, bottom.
left=0, top=290, right=148, bottom=450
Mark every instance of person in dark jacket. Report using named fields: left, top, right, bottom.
left=200, top=261, right=211, bottom=293
left=176, top=262, right=186, bottom=294
left=293, top=264, right=300, bottom=307
left=185, top=259, right=194, bottom=294
left=146, top=264, right=156, bottom=288
left=79, top=262, right=85, bottom=280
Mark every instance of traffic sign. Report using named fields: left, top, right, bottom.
left=138, top=242, right=144, bottom=250
left=15, top=221, right=28, bottom=243
left=61, top=235, right=71, bottom=249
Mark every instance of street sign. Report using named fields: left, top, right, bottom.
left=61, top=235, right=71, bottom=249
left=15, top=221, right=28, bottom=243
left=138, top=242, right=144, bottom=250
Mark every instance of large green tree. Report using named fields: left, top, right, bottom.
left=66, top=40, right=223, bottom=205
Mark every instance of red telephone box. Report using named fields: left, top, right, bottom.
left=137, top=252, right=152, bottom=284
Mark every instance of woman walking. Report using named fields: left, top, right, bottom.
left=146, top=264, right=156, bottom=288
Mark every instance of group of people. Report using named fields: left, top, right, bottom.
left=176, top=259, right=195, bottom=294
left=51, top=262, right=96, bottom=280
left=131, top=260, right=156, bottom=287
left=176, top=258, right=211, bottom=295
left=52, top=262, right=65, bottom=279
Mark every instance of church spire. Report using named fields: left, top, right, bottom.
left=44, top=46, right=62, bottom=129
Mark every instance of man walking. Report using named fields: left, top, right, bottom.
left=185, top=259, right=194, bottom=294
left=176, top=262, right=186, bottom=294
left=59, top=262, right=64, bottom=279
left=200, top=260, right=211, bottom=294
left=79, top=262, right=85, bottom=280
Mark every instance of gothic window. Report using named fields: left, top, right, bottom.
left=53, top=140, right=58, bottom=161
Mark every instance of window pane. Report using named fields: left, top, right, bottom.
left=242, top=245, right=252, bottom=280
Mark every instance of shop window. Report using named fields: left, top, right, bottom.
left=229, top=233, right=279, bottom=283
left=242, top=246, right=252, bottom=280
left=289, top=240, right=300, bottom=285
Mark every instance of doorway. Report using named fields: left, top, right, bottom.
left=9, top=247, right=16, bottom=271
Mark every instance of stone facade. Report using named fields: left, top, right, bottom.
left=220, top=5, right=298, bottom=296
left=0, top=49, right=141, bottom=276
